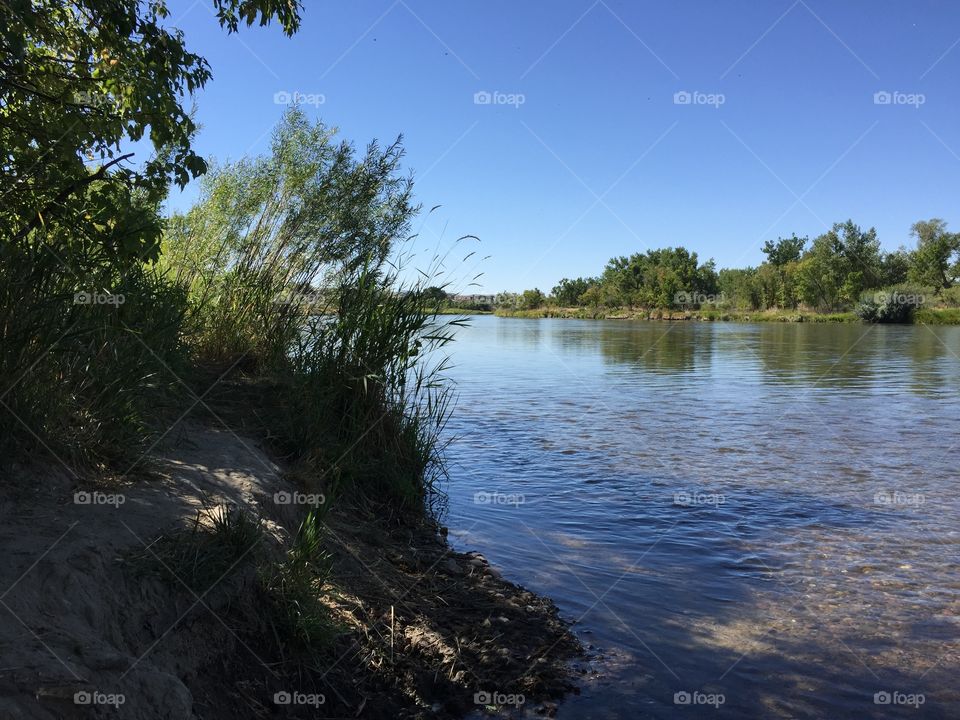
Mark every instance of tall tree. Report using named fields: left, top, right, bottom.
left=762, top=234, right=807, bottom=267
left=908, top=219, right=960, bottom=293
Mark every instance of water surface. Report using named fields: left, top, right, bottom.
left=443, top=317, right=960, bottom=719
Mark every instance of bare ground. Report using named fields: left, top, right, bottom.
left=0, top=420, right=581, bottom=719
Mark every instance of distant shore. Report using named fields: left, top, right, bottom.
left=490, top=306, right=960, bottom=325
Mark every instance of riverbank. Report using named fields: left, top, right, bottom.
left=0, top=420, right=581, bottom=719
left=494, top=306, right=960, bottom=324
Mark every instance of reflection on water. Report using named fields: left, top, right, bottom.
left=443, top=317, right=960, bottom=719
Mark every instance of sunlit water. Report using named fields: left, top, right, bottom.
left=442, top=316, right=960, bottom=719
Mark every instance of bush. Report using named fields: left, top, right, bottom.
left=855, top=288, right=923, bottom=323
left=164, top=109, right=461, bottom=514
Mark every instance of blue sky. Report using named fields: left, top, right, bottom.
left=164, top=0, right=960, bottom=294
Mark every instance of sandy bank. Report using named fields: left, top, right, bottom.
left=0, top=420, right=581, bottom=719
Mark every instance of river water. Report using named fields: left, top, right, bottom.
left=442, top=316, right=960, bottom=719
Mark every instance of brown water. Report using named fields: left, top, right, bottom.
left=443, top=317, right=960, bottom=719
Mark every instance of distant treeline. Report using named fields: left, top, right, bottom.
left=478, top=219, right=960, bottom=320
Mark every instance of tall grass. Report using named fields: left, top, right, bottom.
left=283, top=248, right=464, bottom=513
left=0, top=222, right=187, bottom=467
left=1, top=107, right=465, bottom=521
left=162, top=108, right=466, bottom=515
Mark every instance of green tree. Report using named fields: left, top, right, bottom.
left=762, top=234, right=807, bottom=267
left=718, top=267, right=760, bottom=309
left=552, top=277, right=593, bottom=306
left=880, top=249, right=911, bottom=287
left=797, top=221, right=881, bottom=309
left=423, top=286, right=449, bottom=304
left=907, top=219, right=960, bottom=293
left=1, top=0, right=302, bottom=263
left=519, top=288, right=545, bottom=310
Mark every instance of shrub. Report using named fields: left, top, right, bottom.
left=855, top=288, right=923, bottom=323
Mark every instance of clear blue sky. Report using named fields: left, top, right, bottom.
left=164, top=0, right=960, bottom=294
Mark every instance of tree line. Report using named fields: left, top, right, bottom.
left=501, top=219, right=960, bottom=314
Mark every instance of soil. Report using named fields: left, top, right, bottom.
left=0, top=419, right=582, bottom=719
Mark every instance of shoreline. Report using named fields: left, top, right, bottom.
left=490, top=306, right=960, bottom=324
left=0, top=420, right=582, bottom=719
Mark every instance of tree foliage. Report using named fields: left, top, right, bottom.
left=533, top=218, right=955, bottom=315
left=0, top=0, right=302, bottom=463
left=907, top=219, right=960, bottom=293
left=0, top=0, right=302, bottom=265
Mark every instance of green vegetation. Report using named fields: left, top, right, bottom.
left=1, top=0, right=460, bottom=666
left=0, top=0, right=304, bottom=464
left=0, top=1, right=457, bottom=513
left=501, top=219, right=960, bottom=324
left=162, top=108, right=461, bottom=510
left=130, top=504, right=336, bottom=657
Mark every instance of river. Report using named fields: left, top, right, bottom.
left=443, top=316, right=960, bottom=719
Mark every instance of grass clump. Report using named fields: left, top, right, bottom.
left=130, top=505, right=264, bottom=593
left=261, top=510, right=335, bottom=651
left=132, top=504, right=336, bottom=657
